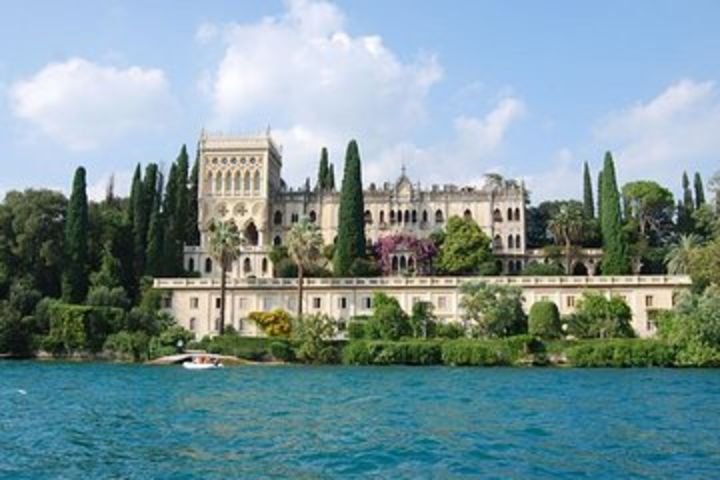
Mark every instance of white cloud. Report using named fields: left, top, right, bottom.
left=523, top=147, right=584, bottom=202
left=10, top=58, right=175, bottom=150
left=595, top=79, right=720, bottom=186
left=86, top=170, right=133, bottom=202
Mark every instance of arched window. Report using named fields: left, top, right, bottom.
left=309, top=210, right=317, bottom=223
left=493, top=208, right=503, bottom=222
left=515, top=260, right=523, bottom=272
left=379, top=210, right=385, bottom=223
left=422, top=210, right=428, bottom=223
left=404, top=210, right=410, bottom=223
left=243, top=171, right=251, bottom=192
left=508, top=261, right=515, bottom=273
left=234, top=172, right=241, bottom=193
left=262, top=258, right=268, bottom=274
left=188, top=258, right=195, bottom=272
left=435, top=209, right=444, bottom=224
left=291, top=213, right=299, bottom=223
left=514, top=208, right=521, bottom=222
left=389, top=210, right=395, bottom=223
left=205, top=258, right=213, bottom=273
left=214, top=172, right=222, bottom=194
left=508, top=235, right=514, bottom=249
left=273, top=210, right=282, bottom=225
left=392, top=256, right=399, bottom=272
left=399, top=256, right=407, bottom=270
left=398, top=210, right=404, bottom=223
left=493, top=235, right=502, bottom=250
left=243, top=258, right=252, bottom=273
left=225, top=171, right=232, bottom=193
left=412, top=210, right=417, bottom=223
left=364, top=210, right=373, bottom=225
left=507, top=208, right=513, bottom=221
left=408, top=257, right=416, bottom=272
left=273, top=235, right=282, bottom=246
left=464, top=209, right=472, bottom=219
left=244, top=222, right=259, bottom=246
left=189, top=317, right=196, bottom=331
left=515, top=235, right=522, bottom=250
left=253, top=171, right=261, bottom=192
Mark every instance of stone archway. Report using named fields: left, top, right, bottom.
left=572, top=261, right=589, bottom=276
left=244, top=221, right=259, bottom=246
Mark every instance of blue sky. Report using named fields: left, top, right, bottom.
left=1, top=0, right=719, bottom=202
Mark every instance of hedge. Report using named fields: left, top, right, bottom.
left=565, top=339, right=676, bottom=367
left=342, top=340, right=443, bottom=365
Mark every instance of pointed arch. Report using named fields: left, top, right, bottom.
left=244, top=221, right=259, bottom=246
left=214, top=171, right=222, bottom=194
left=507, top=208, right=513, bottom=221
left=435, top=209, right=444, bottom=224
left=243, top=171, right=251, bottom=192
left=493, top=208, right=503, bottom=222
left=253, top=170, right=261, bottom=192
left=225, top=171, right=232, bottom=194
left=514, top=208, right=521, bottom=221
left=234, top=171, right=241, bottom=193
left=464, top=209, right=472, bottom=219
left=508, top=235, right=514, bottom=249
left=422, top=210, right=428, bottom=223
left=243, top=257, right=252, bottom=273
left=515, top=235, right=522, bottom=250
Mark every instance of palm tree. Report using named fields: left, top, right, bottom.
left=665, top=234, right=701, bottom=274
left=286, top=218, right=324, bottom=318
left=548, top=203, right=585, bottom=274
left=208, top=219, right=243, bottom=335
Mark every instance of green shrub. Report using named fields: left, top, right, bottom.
left=269, top=340, right=294, bottom=362
left=45, top=303, right=125, bottom=354
left=342, top=340, right=442, bottom=365
left=435, top=322, right=466, bottom=339
left=440, top=339, right=512, bottom=366
left=566, top=339, right=676, bottom=367
left=347, top=321, right=366, bottom=340
left=528, top=301, right=563, bottom=339
left=342, top=341, right=372, bottom=365
left=104, top=330, right=150, bottom=361
left=200, top=335, right=273, bottom=360
left=521, top=262, right=565, bottom=276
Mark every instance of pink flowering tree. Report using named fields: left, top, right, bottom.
left=375, top=233, right=438, bottom=275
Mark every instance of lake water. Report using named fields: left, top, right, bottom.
left=1, top=363, right=719, bottom=479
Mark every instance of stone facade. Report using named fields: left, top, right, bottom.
left=155, top=275, right=691, bottom=339
left=185, top=131, right=528, bottom=278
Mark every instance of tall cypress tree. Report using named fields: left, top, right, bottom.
left=333, top=139, right=366, bottom=276
left=682, top=171, right=694, bottom=213
left=130, top=164, right=148, bottom=277
left=694, top=172, right=706, bottom=209
left=317, top=147, right=329, bottom=190
left=597, top=169, right=603, bottom=220
left=127, top=163, right=142, bottom=226
left=599, top=152, right=630, bottom=274
left=141, top=163, right=159, bottom=243
left=174, top=145, right=190, bottom=271
left=327, top=163, right=335, bottom=190
left=62, top=166, right=89, bottom=302
left=186, top=151, right=201, bottom=246
left=162, top=163, right=179, bottom=276
left=582, top=161, right=594, bottom=218
left=146, top=173, right=165, bottom=277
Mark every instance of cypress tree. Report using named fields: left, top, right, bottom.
left=599, top=152, right=630, bottom=274
left=186, top=151, right=201, bottom=246
left=682, top=171, right=694, bottom=213
left=317, top=147, right=329, bottom=190
left=694, top=172, right=706, bottom=209
left=127, top=163, right=141, bottom=226
left=162, top=164, right=179, bottom=276
left=333, top=139, right=366, bottom=276
left=141, top=163, right=159, bottom=243
left=174, top=145, right=190, bottom=270
left=327, top=163, right=335, bottom=190
left=597, top=169, right=603, bottom=220
left=583, top=161, right=594, bottom=218
left=146, top=174, right=165, bottom=277
left=131, top=164, right=148, bottom=277
left=62, top=166, right=89, bottom=302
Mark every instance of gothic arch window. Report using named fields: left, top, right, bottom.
left=291, top=213, right=299, bottom=223
left=514, top=208, right=521, bottom=221
left=243, top=258, right=252, bottom=273
left=494, top=235, right=502, bottom=250
left=379, top=210, right=385, bottom=223
left=234, top=172, right=241, bottom=193
left=435, top=209, right=444, bottom=224
left=408, top=257, right=416, bottom=272
left=214, top=172, right=222, bottom=194
left=464, top=209, right=472, bottom=219
left=188, top=258, right=195, bottom=272
left=205, top=258, right=213, bottom=273
left=273, top=235, right=282, bottom=246
left=273, top=210, right=282, bottom=225
left=262, top=258, right=268, bottom=274
left=364, top=210, right=373, bottom=225
left=253, top=171, right=261, bottom=192
left=389, top=210, right=395, bottom=223
left=404, top=210, right=410, bottom=223
left=399, top=256, right=407, bottom=270
left=243, top=171, right=251, bottom=192
left=244, top=222, right=259, bottom=246
left=398, top=210, right=404, bottom=223
left=508, top=235, right=514, bottom=249
left=515, top=260, right=523, bottom=272
left=225, top=171, right=232, bottom=193
left=412, top=210, right=417, bottom=223
left=515, top=235, right=522, bottom=250
left=493, top=208, right=503, bottom=222
left=507, top=208, right=513, bottom=221
left=392, top=256, right=399, bottom=272
left=422, top=210, right=428, bottom=223
left=309, top=210, right=317, bottom=223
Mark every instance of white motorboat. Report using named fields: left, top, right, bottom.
left=182, top=361, right=224, bottom=370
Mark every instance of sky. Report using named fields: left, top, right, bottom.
left=1, top=0, right=720, bottom=203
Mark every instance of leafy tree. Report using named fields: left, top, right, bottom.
left=691, top=205, right=720, bottom=240
left=334, top=139, right=366, bottom=276
left=665, top=234, right=701, bottom=275
left=91, top=242, right=123, bottom=289
left=688, top=238, right=720, bottom=288
left=317, top=147, right=329, bottom=190
left=521, top=261, right=565, bottom=276
left=569, top=292, right=634, bottom=338
left=86, top=286, right=130, bottom=309
left=622, top=180, right=674, bottom=240
left=286, top=218, right=324, bottom=317
left=365, top=292, right=411, bottom=340
left=186, top=153, right=201, bottom=246
left=409, top=301, right=436, bottom=339
left=436, top=216, right=493, bottom=275
left=548, top=202, right=585, bottom=274
left=694, top=172, right=706, bottom=209
left=292, top=313, right=338, bottom=363
left=208, top=219, right=244, bottom=334
left=459, top=281, right=527, bottom=338
left=583, top=161, right=594, bottom=218
left=600, top=152, right=630, bottom=274
left=528, top=301, right=562, bottom=338
left=62, top=167, right=89, bottom=303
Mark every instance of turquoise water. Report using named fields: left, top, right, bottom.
left=1, top=363, right=719, bottom=479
